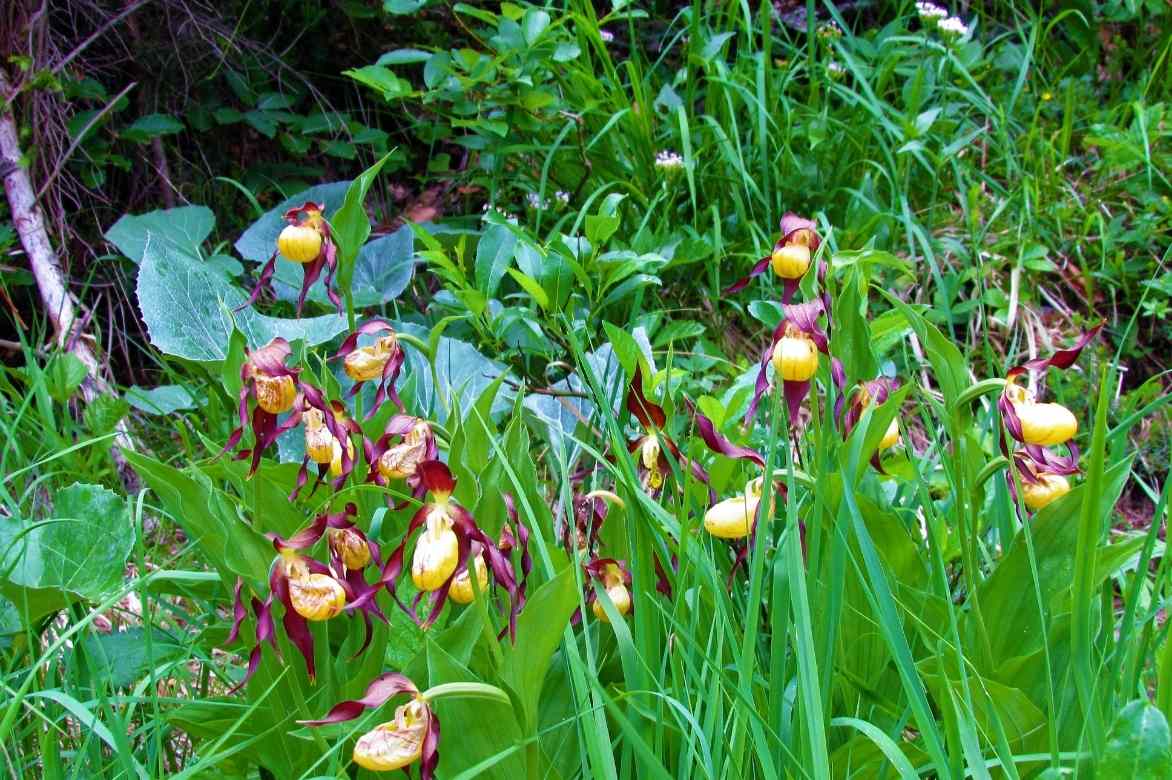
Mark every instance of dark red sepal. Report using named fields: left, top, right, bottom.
left=299, top=671, right=420, bottom=726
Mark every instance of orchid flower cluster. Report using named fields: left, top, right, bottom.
left=219, top=208, right=1104, bottom=778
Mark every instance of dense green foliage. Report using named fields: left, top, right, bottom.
left=2, top=1, right=1171, bottom=778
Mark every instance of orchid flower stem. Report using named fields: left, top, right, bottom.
left=421, top=682, right=511, bottom=706
left=951, top=377, right=1007, bottom=409
left=395, top=332, right=444, bottom=414
left=396, top=332, right=431, bottom=360
left=975, top=456, right=1010, bottom=488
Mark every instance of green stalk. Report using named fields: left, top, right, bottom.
left=1071, top=367, right=1112, bottom=755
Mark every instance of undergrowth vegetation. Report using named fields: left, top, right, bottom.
left=2, top=1, right=1171, bottom=778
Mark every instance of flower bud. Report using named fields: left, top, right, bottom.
left=287, top=572, right=346, bottom=621
left=448, top=554, right=488, bottom=604
left=704, top=493, right=760, bottom=539
left=254, top=374, right=296, bottom=414
left=879, top=418, right=900, bottom=450
left=592, top=583, right=631, bottom=623
left=304, top=408, right=335, bottom=464
left=411, top=510, right=459, bottom=591
left=277, top=224, right=323, bottom=264
left=771, top=328, right=818, bottom=382
left=329, top=527, right=371, bottom=570
left=352, top=699, right=428, bottom=772
left=1022, top=472, right=1070, bottom=511
left=770, top=244, right=811, bottom=280
left=344, top=335, right=398, bottom=382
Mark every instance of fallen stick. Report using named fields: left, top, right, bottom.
left=0, top=68, right=139, bottom=490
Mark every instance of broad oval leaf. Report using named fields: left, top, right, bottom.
left=1099, top=701, right=1172, bottom=779
left=0, top=483, right=133, bottom=621
left=137, top=240, right=346, bottom=361
left=105, top=205, right=215, bottom=264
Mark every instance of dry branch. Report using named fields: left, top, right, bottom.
left=0, top=66, right=139, bottom=489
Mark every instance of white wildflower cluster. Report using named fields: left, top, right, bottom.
left=915, top=2, right=970, bottom=40
left=817, top=22, right=842, bottom=40
left=481, top=203, right=516, bottom=221
left=524, top=190, right=572, bottom=210
left=937, top=15, right=971, bottom=39
left=654, top=150, right=684, bottom=172
left=914, top=2, right=948, bottom=21
left=827, top=61, right=846, bottom=78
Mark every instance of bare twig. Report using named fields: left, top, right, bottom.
left=1, top=66, right=139, bottom=489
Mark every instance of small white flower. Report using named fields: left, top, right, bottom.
left=654, top=150, right=684, bottom=171
left=555, top=190, right=570, bottom=205
left=599, top=29, right=615, bottom=44
left=914, top=1, right=948, bottom=20
left=827, top=61, right=846, bottom=77
left=526, top=192, right=546, bottom=210
left=938, top=15, right=971, bottom=38
left=817, top=22, right=842, bottom=39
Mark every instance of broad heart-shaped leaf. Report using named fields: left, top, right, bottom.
left=1099, top=701, right=1172, bottom=779
left=271, top=223, right=416, bottom=307
left=475, top=222, right=518, bottom=297
left=105, top=205, right=214, bottom=264
left=137, top=240, right=347, bottom=361
left=234, top=182, right=351, bottom=263
left=0, top=483, right=132, bottom=622
left=394, top=321, right=513, bottom=425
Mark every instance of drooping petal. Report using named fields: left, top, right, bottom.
left=626, top=364, right=667, bottom=429
left=782, top=379, right=812, bottom=425
left=420, top=707, right=441, bottom=780
left=226, top=578, right=248, bottom=645
left=1006, top=322, right=1104, bottom=380
left=722, top=256, right=770, bottom=295
left=299, top=672, right=420, bottom=726
left=693, top=411, right=765, bottom=467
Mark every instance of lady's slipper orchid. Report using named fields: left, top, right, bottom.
left=725, top=213, right=822, bottom=302
left=289, top=395, right=361, bottom=498
left=240, top=201, right=342, bottom=315
left=371, top=461, right=522, bottom=635
left=841, top=377, right=902, bottom=470
left=1021, top=471, right=1071, bottom=511
left=336, top=320, right=406, bottom=419
left=586, top=558, right=632, bottom=623
left=997, top=324, right=1102, bottom=476
left=223, top=338, right=301, bottom=477
left=302, top=673, right=440, bottom=779
left=625, top=366, right=708, bottom=493
left=367, top=416, right=438, bottom=502
left=448, top=494, right=532, bottom=608
left=704, top=478, right=767, bottom=539
left=448, top=549, right=488, bottom=604
left=746, top=299, right=838, bottom=425
left=225, top=505, right=387, bottom=689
